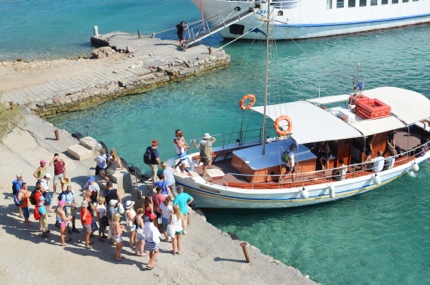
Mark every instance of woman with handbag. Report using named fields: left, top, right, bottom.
left=125, top=200, right=136, bottom=249
left=169, top=204, right=185, bottom=255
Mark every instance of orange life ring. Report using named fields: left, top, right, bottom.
left=239, top=94, right=256, bottom=110
left=274, top=115, right=293, bottom=136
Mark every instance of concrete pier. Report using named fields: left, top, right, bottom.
left=1, top=32, right=230, bottom=117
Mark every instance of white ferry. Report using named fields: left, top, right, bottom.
left=190, top=0, right=430, bottom=40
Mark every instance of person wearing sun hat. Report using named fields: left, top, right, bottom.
left=124, top=200, right=136, bottom=249
left=143, top=213, right=161, bottom=269
left=33, top=159, right=47, bottom=181
left=192, top=132, right=216, bottom=177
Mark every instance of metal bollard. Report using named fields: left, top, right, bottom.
left=93, top=26, right=99, bottom=36
left=137, top=30, right=141, bottom=39
left=240, top=242, right=250, bottom=263
left=54, top=129, right=60, bottom=140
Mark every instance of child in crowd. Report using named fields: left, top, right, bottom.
left=134, top=208, right=147, bottom=257
left=38, top=196, right=48, bottom=233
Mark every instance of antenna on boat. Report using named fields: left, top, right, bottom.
left=261, top=0, right=271, bottom=156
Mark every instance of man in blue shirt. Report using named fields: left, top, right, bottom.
left=12, top=173, right=24, bottom=218
left=173, top=186, right=194, bottom=234
left=148, top=139, right=160, bottom=183
left=60, top=185, right=80, bottom=233
left=153, top=173, right=170, bottom=196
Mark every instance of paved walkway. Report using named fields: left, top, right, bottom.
left=0, top=110, right=318, bottom=284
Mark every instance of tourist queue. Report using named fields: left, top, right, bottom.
left=11, top=130, right=199, bottom=269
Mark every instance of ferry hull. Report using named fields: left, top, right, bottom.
left=191, top=0, right=430, bottom=40
left=174, top=153, right=429, bottom=209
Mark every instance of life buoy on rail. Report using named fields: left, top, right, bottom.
left=274, top=115, right=293, bottom=136
left=239, top=94, right=256, bottom=110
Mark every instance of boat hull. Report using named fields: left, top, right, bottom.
left=191, top=0, right=430, bottom=40
left=174, top=152, right=429, bottom=209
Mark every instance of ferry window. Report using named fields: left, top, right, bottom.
left=392, top=0, right=399, bottom=3
left=382, top=0, right=388, bottom=4
left=348, top=0, right=356, bottom=7
left=359, top=0, right=366, bottom=7
left=327, top=0, right=333, bottom=9
left=371, top=0, right=377, bottom=5
left=337, top=0, right=345, bottom=8
left=402, top=0, right=409, bottom=2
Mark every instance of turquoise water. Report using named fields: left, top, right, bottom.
left=0, top=0, right=213, bottom=60
left=3, top=1, right=430, bottom=283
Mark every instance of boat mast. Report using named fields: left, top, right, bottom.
left=262, top=0, right=271, bottom=155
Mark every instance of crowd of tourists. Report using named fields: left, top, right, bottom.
left=11, top=137, right=196, bottom=269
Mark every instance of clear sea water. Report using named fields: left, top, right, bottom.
left=3, top=1, right=430, bottom=284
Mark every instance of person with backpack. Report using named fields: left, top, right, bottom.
left=192, top=133, right=216, bottom=177
left=17, top=182, right=32, bottom=227
left=39, top=174, right=53, bottom=216
left=144, top=139, right=160, bottom=183
left=59, top=185, right=80, bottom=233
left=12, top=173, right=24, bottom=218
left=280, top=143, right=296, bottom=181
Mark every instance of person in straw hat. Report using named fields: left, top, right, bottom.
left=192, top=133, right=216, bottom=177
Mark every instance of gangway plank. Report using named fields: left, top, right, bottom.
left=183, top=8, right=255, bottom=50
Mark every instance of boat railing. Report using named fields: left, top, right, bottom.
left=189, top=128, right=267, bottom=149
left=220, top=141, right=429, bottom=190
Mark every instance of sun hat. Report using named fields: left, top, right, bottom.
left=149, top=213, right=157, bottom=221
left=44, top=173, right=51, bottom=179
left=58, top=200, right=66, bottom=207
left=202, top=133, right=211, bottom=139
left=40, top=160, right=46, bottom=166
left=61, top=177, right=70, bottom=184
left=109, top=199, right=118, bottom=206
left=124, top=200, right=135, bottom=209
left=81, top=200, right=89, bottom=208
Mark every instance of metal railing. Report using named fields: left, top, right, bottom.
left=219, top=141, right=429, bottom=190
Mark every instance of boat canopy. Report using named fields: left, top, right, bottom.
left=252, top=100, right=363, bottom=144
left=252, top=87, right=430, bottom=144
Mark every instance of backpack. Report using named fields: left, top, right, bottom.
left=143, top=147, right=152, bottom=165
left=58, top=190, right=74, bottom=201
left=281, top=150, right=289, bottom=163
left=30, top=190, right=37, bottom=205
left=12, top=181, right=19, bottom=195
left=14, top=191, right=24, bottom=206
left=200, top=141, right=211, bottom=160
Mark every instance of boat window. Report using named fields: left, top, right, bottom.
left=382, top=0, right=388, bottom=4
left=327, top=0, right=333, bottom=9
left=348, top=0, right=356, bottom=7
left=359, top=0, right=366, bottom=7
left=278, top=10, right=283, bottom=16
left=392, top=0, right=399, bottom=4
left=402, top=0, right=409, bottom=2
left=337, top=0, right=344, bottom=8
left=371, top=0, right=377, bottom=5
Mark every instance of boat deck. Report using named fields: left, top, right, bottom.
left=192, top=127, right=429, bottom=189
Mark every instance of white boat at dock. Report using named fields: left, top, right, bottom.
left=190, top=0, right=430, bottom=40
left=171, top=1, right=430, bottom=209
